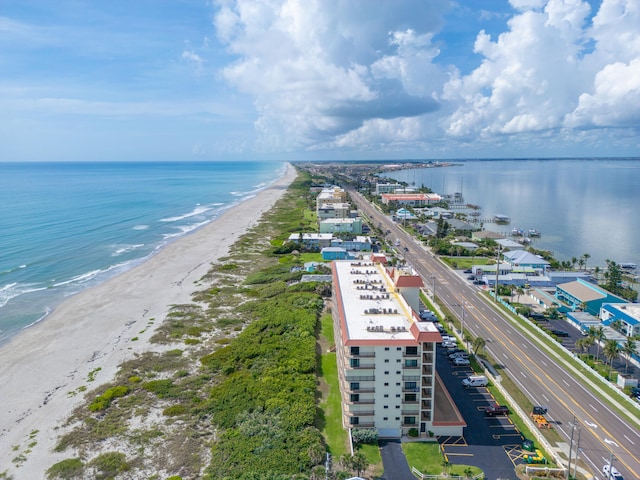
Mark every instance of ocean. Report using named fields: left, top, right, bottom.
left=381, top=158, right=640, bottom=273
left=0, top=161, right=286, bottom=344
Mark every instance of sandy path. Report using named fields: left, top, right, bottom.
left=0, top=163, right=296, bottom=477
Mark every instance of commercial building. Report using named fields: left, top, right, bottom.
left=331, top=258, right=462, bottom=438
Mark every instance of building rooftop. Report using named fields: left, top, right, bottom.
left=332, top=260, right=440, bottom=346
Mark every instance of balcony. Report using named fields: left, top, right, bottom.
left=348, top=351, right=375, bottom=358
left=347, top=399, right=375, bottom=405
left=348, top=387, right=375, bottom=393
left=402, top=387, right=420, bottom=393
left=344, top=375, right=375, bottom=382
left=347, top=363, right=375, bottom=370
left=345, top=410, right=375, bottom=417
left=402, top=375, right=420, bottom=382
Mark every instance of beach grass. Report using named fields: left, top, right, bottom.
left=46, top=167, right=348, bottom=479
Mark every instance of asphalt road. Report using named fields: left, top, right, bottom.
left=347, top=187, right=640, bottom=480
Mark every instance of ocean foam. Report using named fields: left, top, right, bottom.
left=160, top=205, right=211, bottom=222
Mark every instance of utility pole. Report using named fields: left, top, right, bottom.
left=566, top=415, right=575, bottom=479
left=606, top=451, right=615, bottom=480
left=572, top=427, right=581, bottom=480
left=494, top=244, right=501, bottom=301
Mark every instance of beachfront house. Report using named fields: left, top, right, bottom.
left=317, top=202, right=351, bottom=221
left=555, top=278, right=627, bottom=316
left=321, top=247, right=349, bottom=261
left=319, top=218, right=363, bottom=234
left=287, top=233, right=334, bottom=250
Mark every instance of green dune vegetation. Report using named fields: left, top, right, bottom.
left=47, top=170, right=361, bottom=479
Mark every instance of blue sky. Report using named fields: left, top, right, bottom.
left=1, top=0, right=638, bottom=161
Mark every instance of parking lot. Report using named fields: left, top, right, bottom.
left=435, top=344, right=537, bottom=479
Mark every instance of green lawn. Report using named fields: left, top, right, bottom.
left=403, top=442, right=482, bottom=477
left=441, top=256, right=493, bottom=269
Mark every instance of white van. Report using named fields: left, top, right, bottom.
left=462, top=375, right=488, bottom=388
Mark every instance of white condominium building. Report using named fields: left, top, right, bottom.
left=331, top=259, right=444, bottom=438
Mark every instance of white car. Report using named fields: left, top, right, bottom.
left=453, top=357, right=470, bottom=366
left=449, top=352, right=468, bottom=360
left=602, top=463, right=624, bottom=480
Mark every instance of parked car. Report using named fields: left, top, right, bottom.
left=453, top=357, right=470, bottom=366
left=419, top=310, right=438, bottom=321
left=485, top=404, right=510, bottom=416
left=449, top=352, right=469, bottom=360
left=462, top=375, right=488, bottom=388
left=473, top=280, right=485, bottom=285
left=602, top=463, right=624, bottom=480
left=463, top=269, right=472, bottom=274
left=467, top=274, right=476, bottom=280
left=442, top=341, right=457, bottom=349
left=550, top=329, right=570, bottom=337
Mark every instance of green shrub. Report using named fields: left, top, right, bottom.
left=88, top=386, right=130, bottom=412
left=89, top=452, right=130, bottom=479
left=46, top=458, right=84, bottom=479
left=142, top=379, right=178, bottom=398
left=163, top=404, right=188, bottom=416
left=352, top=428, right=379, bottom=445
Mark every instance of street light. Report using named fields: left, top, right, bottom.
left=429, top=275, right=436, bottom=299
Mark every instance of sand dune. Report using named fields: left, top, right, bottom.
left=0, top=163, right=296, bottom=477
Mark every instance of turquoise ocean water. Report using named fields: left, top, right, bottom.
left=382, top=158, right=640, bottom=273
left=0, top=161, right=285, bottom=344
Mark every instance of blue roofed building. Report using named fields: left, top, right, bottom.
left=555, top=278, right=627, bottom=316
left=600, top=303, right=640, bottom=338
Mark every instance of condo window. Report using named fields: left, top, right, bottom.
left=350, top=382, right=360, bottom=391
left=404, top=416, right=416, bottom=425
left=350, top=394, right=360, bottom=403
left=405, top=359, right=418, bottom=367
left=350, top=358, right=360, bottom=368
left=350, top=346, right=360, bottom=356
left=405, top=394, right=417, bottom=402
left=406, top=346, right=418, bottom=355
left=350, top=417, right=359, bottom=425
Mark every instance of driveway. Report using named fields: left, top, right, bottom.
left=379, top=440, right=415, bottom=480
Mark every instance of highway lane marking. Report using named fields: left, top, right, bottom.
left=562, top=379, right=570, bottom=387
left=623, top=434, right=635, bottom=445
left=540, top=359, right=548, bottom=367
left=589, top=403, right=598, bottom=412
left=468, top=304, right=640, bottom=467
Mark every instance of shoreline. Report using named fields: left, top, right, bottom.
left=0, top=163, right=297, bottom=476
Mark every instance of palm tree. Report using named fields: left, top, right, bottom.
left=589, top=326, right=606, bottom=361
left=621, top=337, right=638, bottom=374
left=582, top=253, right=591, bottom=271
left=603, top=339, right=621, bottom=379
left=516, top=286, right=524, bottom=303
left=472, top=337, right=486, bottom=356
left=575, top=337, right=594, bottom=357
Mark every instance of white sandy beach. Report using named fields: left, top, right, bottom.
left=0, top=163, right=297, bottom=477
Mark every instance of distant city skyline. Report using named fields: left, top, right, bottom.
left=1, top=0, right=639, bottom=161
